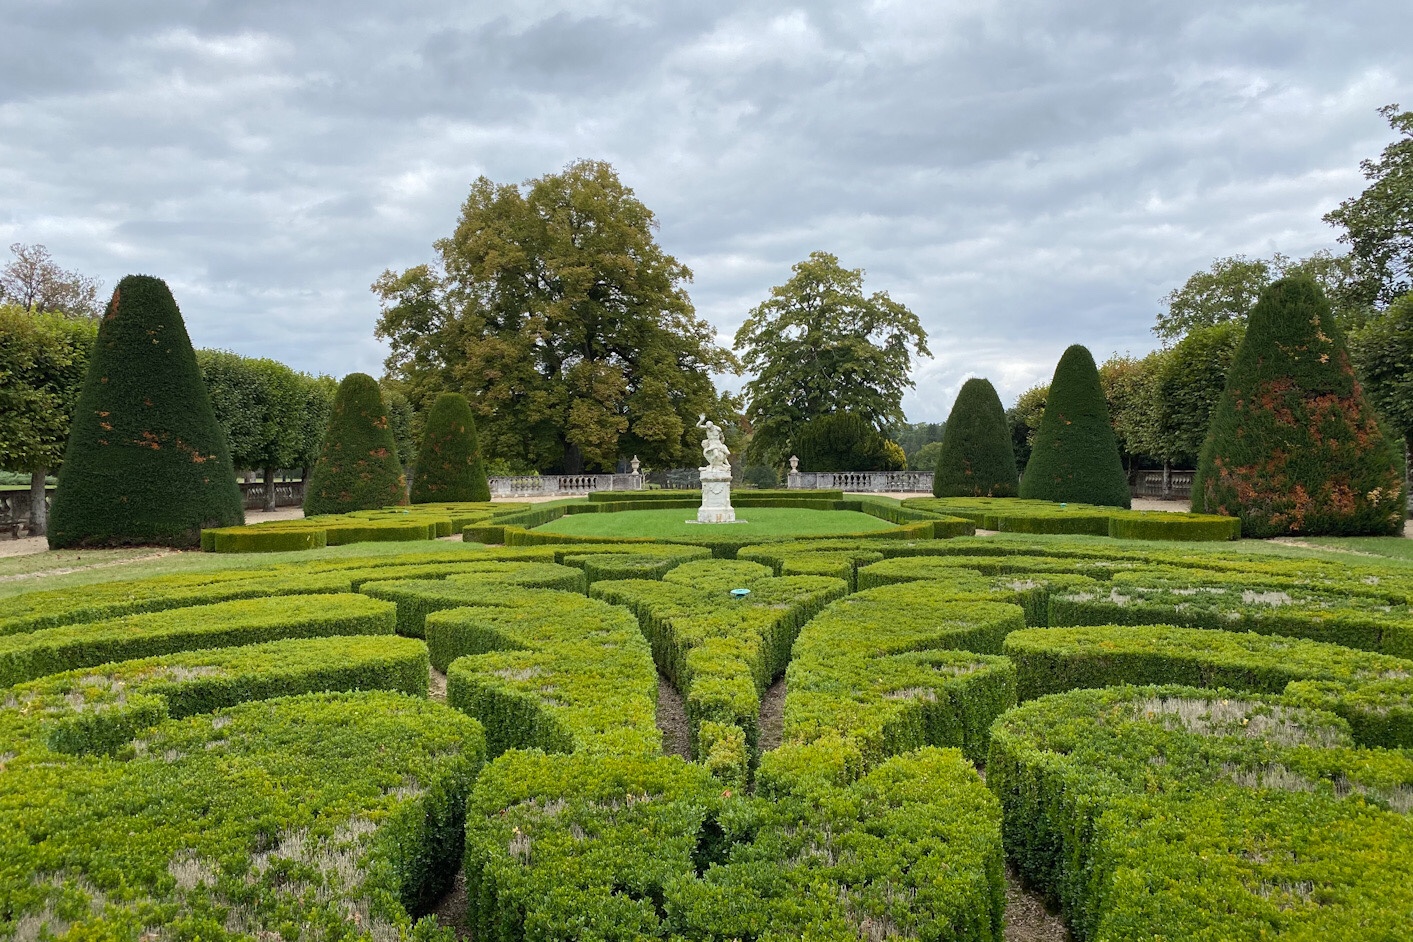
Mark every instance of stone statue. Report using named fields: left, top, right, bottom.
left=698, top=415, right=731, bottom=470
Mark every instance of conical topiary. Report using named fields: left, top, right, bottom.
left=1192, top=275, right=1404, bottom=536
left=1019, top=344, right=1131, bottom=508
left=302, top=373, right=407, bottom=515
left=933, top=378, right=1019, bottom=497
left=48, top=275, right=244, bottom=548
left=410, top=392, right=490, bottom=503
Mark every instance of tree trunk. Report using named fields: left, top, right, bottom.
left=562, top=442, right=584, bottom=475
left=263, top=466, right=278, bottom=513
left=28, top=468, right=47, bottom=538
left=1162, top=460, right=1172, bottom=500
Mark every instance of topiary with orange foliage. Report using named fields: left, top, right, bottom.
left=302, top=372, right=407, bottom=516
left=1192, top=275, right=1404, bottom=537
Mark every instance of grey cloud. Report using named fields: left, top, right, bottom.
left=1, top=0, right=1409, bottom=424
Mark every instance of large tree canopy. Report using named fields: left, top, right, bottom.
left=1348, top=291, right=1413, bottom=446
left=1326, top=105, right=1413, bottom=306
left=734, top=251, right=929, bottom=468
left=374, top=160, right=735, bottom=474
left=1155, top=252, right=1370, bottom=343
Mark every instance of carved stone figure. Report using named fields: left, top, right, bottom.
left=698, top=415, right=731, bottom=471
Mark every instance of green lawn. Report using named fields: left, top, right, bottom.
left=535, top=507, right=897, bottom=540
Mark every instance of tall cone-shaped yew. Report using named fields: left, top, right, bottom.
left=1019, top=344, right=1131, bottom=508
left=48, top=275, right=244, bottom=548
left=933, top=377, right=1019, bottom=497
left=303, top=373, right=407, bottom=515
left=1192, top=275, right=1404, bottom=536
left=410, top=392, right=490, bottom=503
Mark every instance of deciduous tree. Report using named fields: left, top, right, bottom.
left=1348, top=292, right=1413, bottom=448
left=0, top=243, right=103, bottom=319
left=1326, top=105, right=1413, bottom=306
left=1006, top=384, right=1048, bottom=472
left=196, top=350, right=311, bottom=511
left=735, top=251, right=929, bottom=467
left=0, top=305, right=98, bottom=535
left=1155, top=252, right=1371, bottom=343
left=375, top=160, right=735, bottom=473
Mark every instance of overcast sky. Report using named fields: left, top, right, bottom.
left=3, top=2, right=1409, bottom=422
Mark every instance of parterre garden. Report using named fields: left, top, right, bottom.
left=5, top=495, right=1413, bottom=941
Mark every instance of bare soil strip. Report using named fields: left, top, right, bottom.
left=1005, top=866, right=1071, bottom=942
left=656, top=672, right=692, bottom=760
left=432, top=872, right=472, bottom=938
left=757, top=676, right=786, bottom=752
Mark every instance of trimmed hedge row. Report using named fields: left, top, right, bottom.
left=1002, top=624, right=1413, bottom=748
left=0, top=593, right=396, bottom=689
left=762, top=583, right=1019, bottom=794
left=202, top=501, right=510, bottom=552
left=431, top=589, right=660, bottom=759
left=856, top=560, right=1104, bottom=626
left=988, top=685, right=1413, bottom=940
left=1050, top=570, right=1413, bottom=657
left=359, top=563, right=586, bottom=636
left=1108, top=510, right=1242, bottom=541
left=1, top=692, right=485, bottom=940
left=497, top=518, right=946, bottom=559
left=13, top=635, right=429, bottom=756
left=591, top=562, right=848, bottom=763
left=902, top=497, right=1242, bottom=541
left=464, top=747, right=1005, bottom=942
left=585, top=488, right=845, bottom=503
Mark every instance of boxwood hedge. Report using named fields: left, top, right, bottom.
left=988, top=685, right=1413, bottom=940
left=1003, top=624, right=1413, bottom=748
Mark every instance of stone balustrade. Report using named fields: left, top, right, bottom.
left=787, top=470, right=934, bottom=493
left=238, top=480, right=305, bottom=510
left=489, top=473, right=644, bottom=498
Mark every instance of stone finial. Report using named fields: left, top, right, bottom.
left=630, top=455, right=640, bottom=474
left=789, top=455, right=800, bottom=472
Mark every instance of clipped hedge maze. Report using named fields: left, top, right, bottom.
left=6, top=527, right=1413, bottom=938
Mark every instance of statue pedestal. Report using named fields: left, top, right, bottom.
left=696, top=467, right=737, bottom=523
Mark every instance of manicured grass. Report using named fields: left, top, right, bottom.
left=1301, top=536, right=1413, bottom=561
left=535, top=507, right=898, bottom=540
